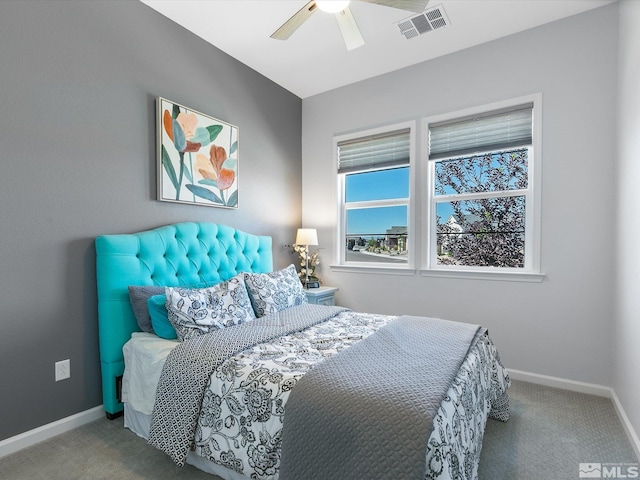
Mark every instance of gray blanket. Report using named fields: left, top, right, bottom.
left=148, top=303, right=348, bottom=466
left=279, top=315, right=482, bottom=480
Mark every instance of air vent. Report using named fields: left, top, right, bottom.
left=396, top=4, right=450, bottom=40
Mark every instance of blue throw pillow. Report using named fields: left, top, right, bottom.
left=147, top=294, right=177, bottom=340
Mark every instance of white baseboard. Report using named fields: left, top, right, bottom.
left=0, top=406, right=104, bottom=459
left=508, top=369, right=612, bottom=397
left=509, top=369, right=640, bottom=461
left=610, top=389, right=640, bottom=462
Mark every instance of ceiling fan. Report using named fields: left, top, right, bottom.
left=271, top=0, right=430, bottom=51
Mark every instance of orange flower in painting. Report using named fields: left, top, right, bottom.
left=163, top=110, right=174, bottom=140
left=163, top=110, right=201, bottom=153
left=196, top=145, right=235, bottom=190
left=176, top=112, right=197, bottom=140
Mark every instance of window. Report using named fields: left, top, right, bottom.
left=332, top=96, right=542, bottom=281
left=336, top=123, right=413, bottom=267
left=427, top=100, right=541, bottom=276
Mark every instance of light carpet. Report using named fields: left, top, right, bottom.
left=0, top=380, right=637, bottom=479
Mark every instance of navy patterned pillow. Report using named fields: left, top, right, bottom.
left=128, top=280, right=219, bottom=334
left=165, top=274, right=256, bottom=342
left=244, top=264, right=307, bottom=317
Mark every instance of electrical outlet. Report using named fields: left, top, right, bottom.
left=55, top=359, right=70, bottom=382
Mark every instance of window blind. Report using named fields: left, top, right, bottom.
left=337, top=128, right=410, bottom=174
left=429, top=103, right=533, bottom=161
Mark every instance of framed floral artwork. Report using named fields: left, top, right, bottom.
left=157, top=97, right=239, bottom=208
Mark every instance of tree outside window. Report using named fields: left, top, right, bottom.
left=434, top=148, right=528, bottom=268
left=428, top=101, right=537, bottom=273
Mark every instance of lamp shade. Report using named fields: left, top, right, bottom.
left=295, top=228, right=318, bottom=246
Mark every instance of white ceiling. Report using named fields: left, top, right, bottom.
left=140, top=0, right=616, bottom=99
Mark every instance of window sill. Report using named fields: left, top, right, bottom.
left=330, top=264, right=416, bottom=276
left=330, top=264, right=545, bottom=282
left=419, top=268, right=545, bottom=283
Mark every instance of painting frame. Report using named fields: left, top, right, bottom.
left=157, top=97, right=239, bottom=209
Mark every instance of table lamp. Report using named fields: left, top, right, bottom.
left=295, top=228, right=318, bottom=288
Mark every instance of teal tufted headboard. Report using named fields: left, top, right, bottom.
left=95, top=222, right=273, bottom=418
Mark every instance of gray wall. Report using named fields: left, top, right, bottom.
left=615, top=0, right=640, bottom=450
left=0, top=0, right=301, bottom=441
left=302, top=4, right=618, bottom=388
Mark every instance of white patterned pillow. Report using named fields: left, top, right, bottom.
left=244, top=264, right=307, bottom=317
left=165, top=275, right=256, bottom=341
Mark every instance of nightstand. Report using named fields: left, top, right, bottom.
left=304, top=286, right=339, bottom=306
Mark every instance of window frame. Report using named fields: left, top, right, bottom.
left=333, top=121, right=417, bottom=274
left=421, top=94, right=544, bottom=282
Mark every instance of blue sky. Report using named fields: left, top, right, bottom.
left=346, top=168, right=407, bottom=236
left=345, top=167, right=453, bottom=236
left=346, top=206, right=407, bottom=236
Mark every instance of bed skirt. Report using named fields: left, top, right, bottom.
left=124, top=404, right=250, bottom=480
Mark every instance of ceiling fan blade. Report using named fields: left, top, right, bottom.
left=271, top=1, right=318, bottom=40
left=358, top=0, right=429, bottom=13
left=335, top=6, right=365, bottom=51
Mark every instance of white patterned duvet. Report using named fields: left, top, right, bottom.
left=122, top=310, right=510, bottom=480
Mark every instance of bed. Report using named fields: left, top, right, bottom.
left=95, top=221, right=510, bottom=480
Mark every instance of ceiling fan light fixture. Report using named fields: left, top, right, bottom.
left=316, top=1, right=350, bottom=13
